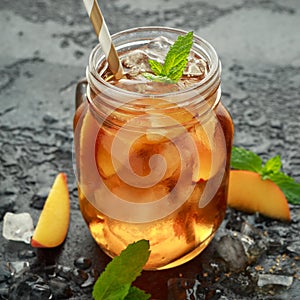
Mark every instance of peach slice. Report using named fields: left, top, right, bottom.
left=192, top=119, right=226, bottom=182
left=228, top=170, right=290, bottom=221
left=95, top=126, right=124, bottom=178
left=31, top=173, right=70, bottom=248
left=192, top=124, right=213, bottom=182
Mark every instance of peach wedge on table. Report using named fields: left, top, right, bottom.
left=228, top=170, right=290, bottom=221
left=31, top=173, right=70, bottom=248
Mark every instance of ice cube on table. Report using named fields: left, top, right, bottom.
left=257, top=274, right=293, bottom=288
left=216, top=235, right=249, bottom=272
left=8, top=261, right=30, bottom=276
left=2, top=212, right=34, bottom=244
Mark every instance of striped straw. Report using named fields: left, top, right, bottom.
left=83, top=0, right=123, bottom=79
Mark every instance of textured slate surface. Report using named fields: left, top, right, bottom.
left=0, top=0, right=300, bottom=299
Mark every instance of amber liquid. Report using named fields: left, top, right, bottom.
left=74, top=99, right=233, bottom=270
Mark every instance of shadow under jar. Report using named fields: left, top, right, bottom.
left=73, top=27, right=234, bottom=270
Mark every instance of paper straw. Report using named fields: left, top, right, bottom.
left=83, top=0, right=123, bottom=79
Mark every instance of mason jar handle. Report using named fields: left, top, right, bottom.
left=75, top=77, right=88, bottom=110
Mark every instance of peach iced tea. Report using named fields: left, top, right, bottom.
left=73, top=27, right=233, bottom=270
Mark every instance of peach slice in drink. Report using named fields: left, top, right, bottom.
left=95, top=126, right=124, bottom=178
left=192, top=115, right=226, bottom=182
left=128, top=138, right=181, bottom=180
left=192, top=123, right=213, bottom=182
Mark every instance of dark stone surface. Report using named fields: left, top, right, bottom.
left=0, top=0, right=300, bottom=299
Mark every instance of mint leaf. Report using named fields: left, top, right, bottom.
left=265, top=172, right=300, bottom=205
left=261, top=155, right=282, bottom=178
left=161, top=31, right=193, bottom=81
left=230, top=146, right=263, bottom=173
left=92, top=240, right=150, bottom=300
left=148, top=60, right=163, bottom=75
left=125, top=286, right=151, bottom=300
left=94, top=284, right=130, bottom=300
left=144, top=31, right=193, bottom=83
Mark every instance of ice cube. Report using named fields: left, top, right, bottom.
left=216, top=235, right=249, bottom=272
left=2, top=212, right=34, bottom=244
left=113, top=77, right=149, bottom=93
left=184, top=57, right=208, bottom=79
left=122, top=49, right=151, bottom=75
left=145, top=36, right=171, bottom=61
left=8, top=261, right=30, bottom=276
left=257, top=274, right=293, bottom=288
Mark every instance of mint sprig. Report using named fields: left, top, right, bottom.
left=230, top=146, right=262, bottom=173
left=92, top=240, right=151, bottom=300
left=231, top=146, right=300, bottom=205
left=143, top=31, right=194, bottom=83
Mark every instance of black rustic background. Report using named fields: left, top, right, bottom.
left=0, top=0, right=300, bottom=299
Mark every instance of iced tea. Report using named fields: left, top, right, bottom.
left=73, top=27, right=233, bottom=270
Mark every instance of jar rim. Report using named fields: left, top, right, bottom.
left=88, top=26, right=221, bottom=99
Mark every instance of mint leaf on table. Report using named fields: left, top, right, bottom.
left=231, top=146, right=300, bottom=205
left=143, top=31, right=194, bottom=83
left=261, top=155, right=282, bottom=178
left=230, top=146, right=263, bottom=173
left=264, top=172, right=300, bottom=205
left=92, top=239, right=151, bottom=300
left=125, top=286, right=151, bottom=300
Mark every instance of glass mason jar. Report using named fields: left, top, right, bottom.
left=73, top=27, right=234, bottom=270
